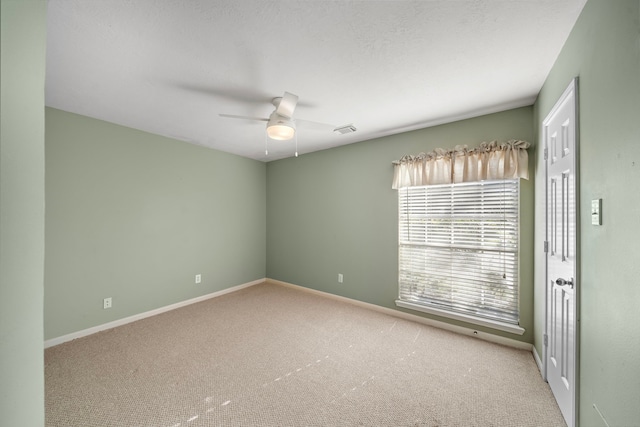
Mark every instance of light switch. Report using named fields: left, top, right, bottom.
left=591, top=199, right=602, bottom=225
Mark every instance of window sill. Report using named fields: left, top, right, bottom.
left=395, top=300, right=525, bottom=335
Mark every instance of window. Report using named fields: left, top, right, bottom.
left=396, top=179, right=521, bottom=333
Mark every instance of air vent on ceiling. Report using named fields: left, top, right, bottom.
left=333, top=124, right=357, bottom=135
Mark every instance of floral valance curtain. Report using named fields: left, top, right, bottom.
left=392, top=140, right=530, bottom=189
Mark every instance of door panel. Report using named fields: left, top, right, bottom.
left=545, top=79, right=578, bottom=427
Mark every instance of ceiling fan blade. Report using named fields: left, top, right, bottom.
left=276, top=91, right=298, bottom=118
left=175, top=83, right=273, bottom=104
left=219, top=113, right=268, bottom=122
left=296, top=118, right=336, bottom=131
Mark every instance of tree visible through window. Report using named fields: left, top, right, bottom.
left=398, top=179, right=520, bottom=325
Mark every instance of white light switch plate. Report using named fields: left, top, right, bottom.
left=591, top=199, right=602, bottom=225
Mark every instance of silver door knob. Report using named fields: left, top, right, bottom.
left=555, top=278, right=574, bottom=288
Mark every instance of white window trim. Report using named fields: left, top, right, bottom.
left=395, top=299, right=525, bottom=335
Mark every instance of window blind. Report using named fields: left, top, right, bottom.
left=398, top=179, right=520, bottom=324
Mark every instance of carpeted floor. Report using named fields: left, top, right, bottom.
left=45, top=281, right=566, bottom=426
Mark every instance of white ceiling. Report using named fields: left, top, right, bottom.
left=46, top=0, right=586, bottom=161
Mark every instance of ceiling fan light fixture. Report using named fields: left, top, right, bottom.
left=266, top=114, right=296, bottom=140
left=267, top=124, right=295, bottom=140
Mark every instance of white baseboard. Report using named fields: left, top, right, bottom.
left=533, top=345, right=543, bottom=371
left=268, top=278, right=533, bottom=351
left=46, top=277, right=534, bottom=352
left=44, top=278, right=265, bottom=348
left=533, top=345, right=545, bottom=379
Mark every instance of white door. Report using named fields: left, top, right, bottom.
left=544, top=78, right=579, bottom=427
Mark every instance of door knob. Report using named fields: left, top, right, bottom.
left=555, top=277, right=574, bottom=288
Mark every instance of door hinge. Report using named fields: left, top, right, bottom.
left=544, top=334, right=549, bottom=346
left=544, top=241, right=549, bottom=253
left=544, top=147, right=548, bottom=160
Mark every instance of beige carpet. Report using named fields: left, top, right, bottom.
left=45, top=281, right=565, bottom=427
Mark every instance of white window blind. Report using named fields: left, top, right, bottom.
left=398, top=179, right=520, bottom=325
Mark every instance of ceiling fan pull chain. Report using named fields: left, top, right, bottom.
left=264, top=133, right=268, bottom=156
left=295, top=132, right=298, bottom=157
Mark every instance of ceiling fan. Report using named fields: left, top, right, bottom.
left=219, top=92, right=356, bottom=155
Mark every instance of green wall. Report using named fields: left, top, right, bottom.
left=0, top=0, right=46, bottom=424
left=267, top=107, right=535, bottom=344
left=45, top=108, right=266, bottom=340
left=534, top=1, right=640, bottom=425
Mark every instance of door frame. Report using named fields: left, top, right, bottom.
left=543, top=77, right=580, bottom=427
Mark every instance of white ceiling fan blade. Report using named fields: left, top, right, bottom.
left=219, top=113, right=268, bottom=122
left=276, top=91, right=298, bottom=118
left=296, top=118, right=336, bottom=131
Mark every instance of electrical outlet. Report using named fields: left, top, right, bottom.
left=103, top=297, right=112, bottom=309
left=338, top=273, right=344, bottom=283
left=195, top=274, right=202, bottom=284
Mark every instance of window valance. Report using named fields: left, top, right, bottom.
left=392, top=140, right=530, bottom=189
